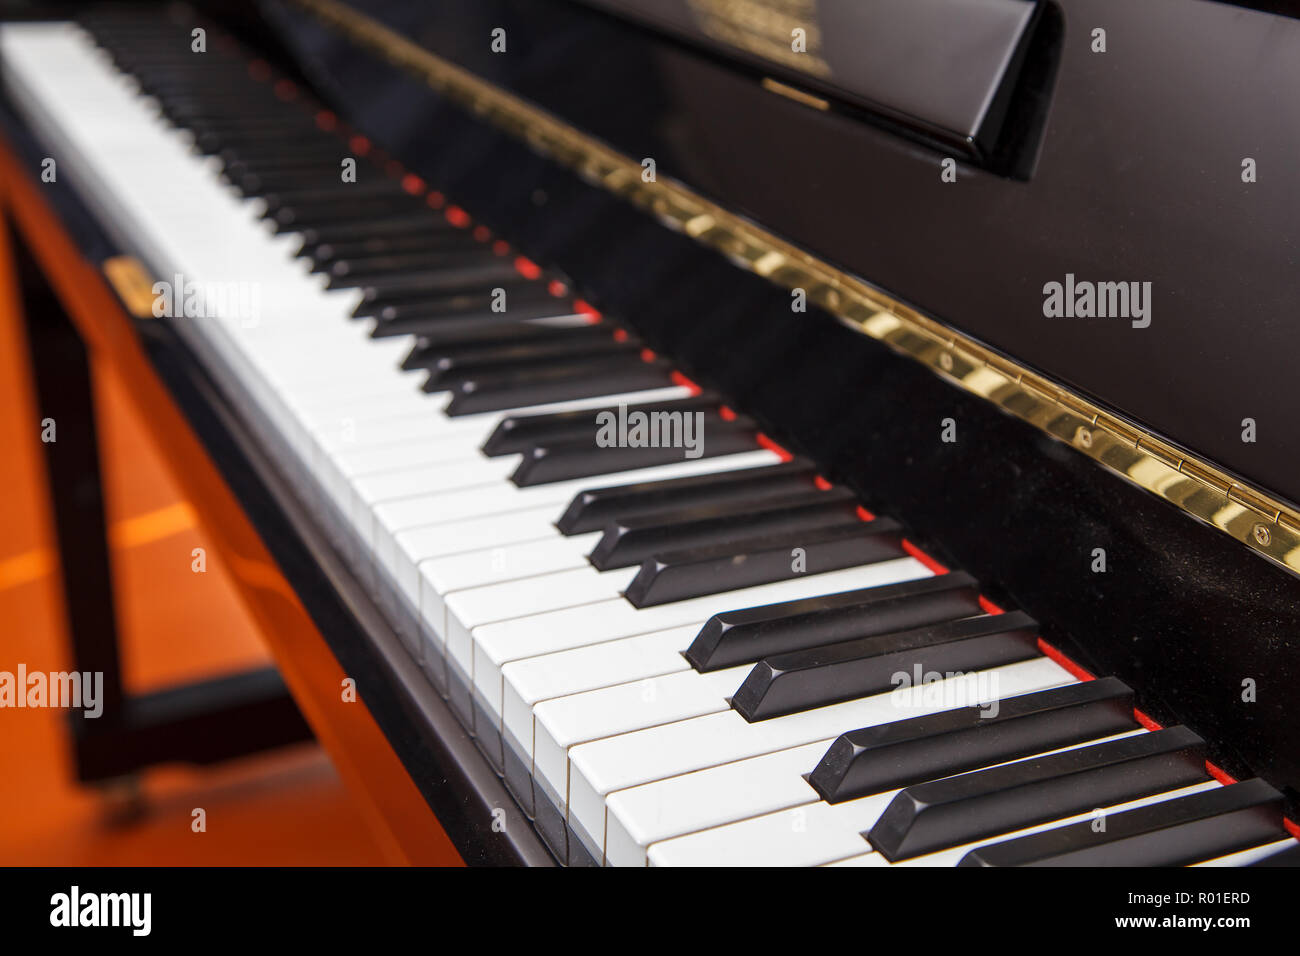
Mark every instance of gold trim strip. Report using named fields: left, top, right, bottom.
left=293, top=0, right=1300, bottom=580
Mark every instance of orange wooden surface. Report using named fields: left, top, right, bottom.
left=0, top=138, right=462, bottom=866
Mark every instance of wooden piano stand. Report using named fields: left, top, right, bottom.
left=0, top=137, right=465, bottom=865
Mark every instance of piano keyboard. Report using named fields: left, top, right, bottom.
left=4, top=11, right=1293, bottom=866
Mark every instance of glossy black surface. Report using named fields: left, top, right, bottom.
left=582, top=0, right=1042, bottom=156
left=287, top=0, right=1300, bottom=511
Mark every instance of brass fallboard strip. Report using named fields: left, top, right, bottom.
left=293, top=0, right=1300, bottom=580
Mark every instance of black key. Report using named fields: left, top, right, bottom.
left=262, top=181, right=409, bottom=213
left=329, top=250, right=520, bottom=290
left=194, top=118, right=330, bottom=139
left=482, top=392, right=717, bottom=456
left=357, top=263, right=533, bottom=309
left=406, top=322, right=615, bottom=371
left=425, top=348, right=648, bottom=397
left=374, top=295, right=577, bottom=335
left=869, top=725, right=1208, bottom=861
left=361, top=269, right=554, bottom=305
left=414, top=326, right=632, bottom=371
left=401, top=321, right=599, bottom=364
left=195, top=128, right=339, bottom=157
left=159, top=85, right=286, bottom=102
left=329, top=248, right=501, bottom=278
left=959, top=778, right=1285, bottom=867
left=445, top=356, right=675, bottom=416
left=187, top=110, right=318, bottom=131
left=589, top=487, right=856, bottom=570
left=730, top=610, right=1038, bottom=721
left=189, top=115, right=315, bottom=135
left=369, top=279, right=560, bottom=322
left=232, top=166, right=381, bottom=196
left=381, top=312, right=579, bottom=342
left=208, top=127, right=340, bottom=150
left=425, top=340, right=643, bottom=391
left=193, top=126, right=326, bottom=155
left=164, top=102, right=295, bottom=125
left=625, top=517, right=904, bottom=609
left=296, top=213, right=461, bottom=247
left=686, top=572, right=986, bottom=673
left=810, top=677, right=1137, bottom=803
left=223, top=147, right=352, bottom=172
left=223, top=152, right=367, bottom=178
left=271, top=194, right=425, bottom=230
left=311, top=231, right=480, bottom=268
left=556, top=459, right=819, bottom=535
left=511, top=414, right=760, bottom=487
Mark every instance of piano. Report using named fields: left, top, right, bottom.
left=1, top=0, right=1297, bottom=867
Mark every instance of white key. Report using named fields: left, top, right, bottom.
left=620, top=726, right=1145, bottom=867
left=650, top=794, right=898, bottom=867
left=531, top=666, right=751, bottom=808
left=348, top=457, right=522, bottom=536
left=424, top=533, right=602, bottom=596
left=400, top=506, right=565, bottom=614
left=565, top=656, right=1073, bottom=859
left=471, top=558, right=931, bottom=732
left=420, top=533, right=601, bottom=647
left=380, top=449, right=780, bottom=580
left=606, top=740, right=830, bottom=866
left=1192, top=838, right=1297, bottom=867
left=500, top=625, right=699, bottom=760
